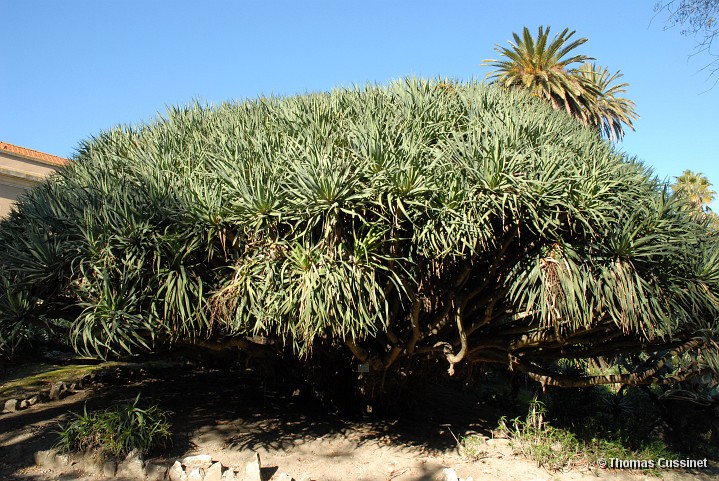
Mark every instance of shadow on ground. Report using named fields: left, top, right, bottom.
left=1, top=364, right=499, bottom=480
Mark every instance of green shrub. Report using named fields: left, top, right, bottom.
left=461, top=434, right=488, bottom=461
left=495, top=399, right=588, bottom=471
left=55, top=395, right=171, bottom=456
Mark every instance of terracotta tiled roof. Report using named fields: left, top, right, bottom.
left=0, top=141, right=69, bottom=167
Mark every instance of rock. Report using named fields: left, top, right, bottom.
left=49, top=381, right=66, bottom=401
left=435, top=468, right=459, bottom=481
left=3, top=398, right=19, bottom=412
left=187, top=466, right=205, bottom=481
left=117, top=450, right=145, bottom=479
left=274, top=473, right=294, bottom=481
left=78, top=452, right=104, bottom=475
left=245, top=452, right=262, bottom=481
left=169, top=460, right=187, bottom=481
left=221, top=468, right=238, bottom=481
left=103, top=459, right=117, bottom=477
left=182, top=454, right=214, bottom=469
left=34, top=449, right=57, bottom=468
left=205, top=461, right=223, bottom=481
left=54, top=453, right=70, bottom=468
left=26, top=395, right=40, bottom=406
left=146, top=462, right=169, bottom=481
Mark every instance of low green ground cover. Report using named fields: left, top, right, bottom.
left=0, top=362, right=115, bottom=400
left=54, top=394, right=171, bottom=457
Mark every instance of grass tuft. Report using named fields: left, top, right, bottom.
left=462, top=399, right=676, bottom=474
left=461, top=434, right=488, bottom=461
left=54, top=394, right=171, bottom=457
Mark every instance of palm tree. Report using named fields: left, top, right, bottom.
left=485, top=27, right=637, bottom=141
left=484, top=26, right=595, bottom=122
left=575, top=63, right=638, bottom=141
left=673, top=169, right=717, bottom=212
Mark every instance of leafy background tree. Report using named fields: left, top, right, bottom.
left=484, top=26, right=638, bottom=141
left=483, top=27, right=593, bottom=121
left=673, top=169, right=717, bottom=211
left=576, top=63, right=637, bottom=141
left=1, top=79, right=717, bottom=405
left=672, top=170, right=719, bottom=232
left=657, top=0, right=719, bottom=80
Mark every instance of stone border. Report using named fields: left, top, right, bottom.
left=2, top=379, right=83, bottom=413
left=33, top=447, right=477, bottom=481
left=2, top=366, right=152, bottom=414
left=34, top=449, right=305, bottom=481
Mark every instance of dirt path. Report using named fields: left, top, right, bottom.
left=2, top=365, right=717, bottom=481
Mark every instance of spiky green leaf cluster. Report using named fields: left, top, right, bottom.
left=55, top=394, right=171, bottom=456
left=0, top=78, right=717, bottom=388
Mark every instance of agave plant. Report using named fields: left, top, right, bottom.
left=0, top=79, right=717, bottom=400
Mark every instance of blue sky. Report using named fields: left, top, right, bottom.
left=1, top=1, right=717, bottom=205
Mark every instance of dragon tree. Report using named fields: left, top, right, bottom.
left=0, top=79, right=717, bottom=401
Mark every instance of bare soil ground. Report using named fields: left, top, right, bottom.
left=1, top=363, right=717, bottom=481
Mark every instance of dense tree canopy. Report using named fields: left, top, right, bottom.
left=0, top=79, right=717, bottom=396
